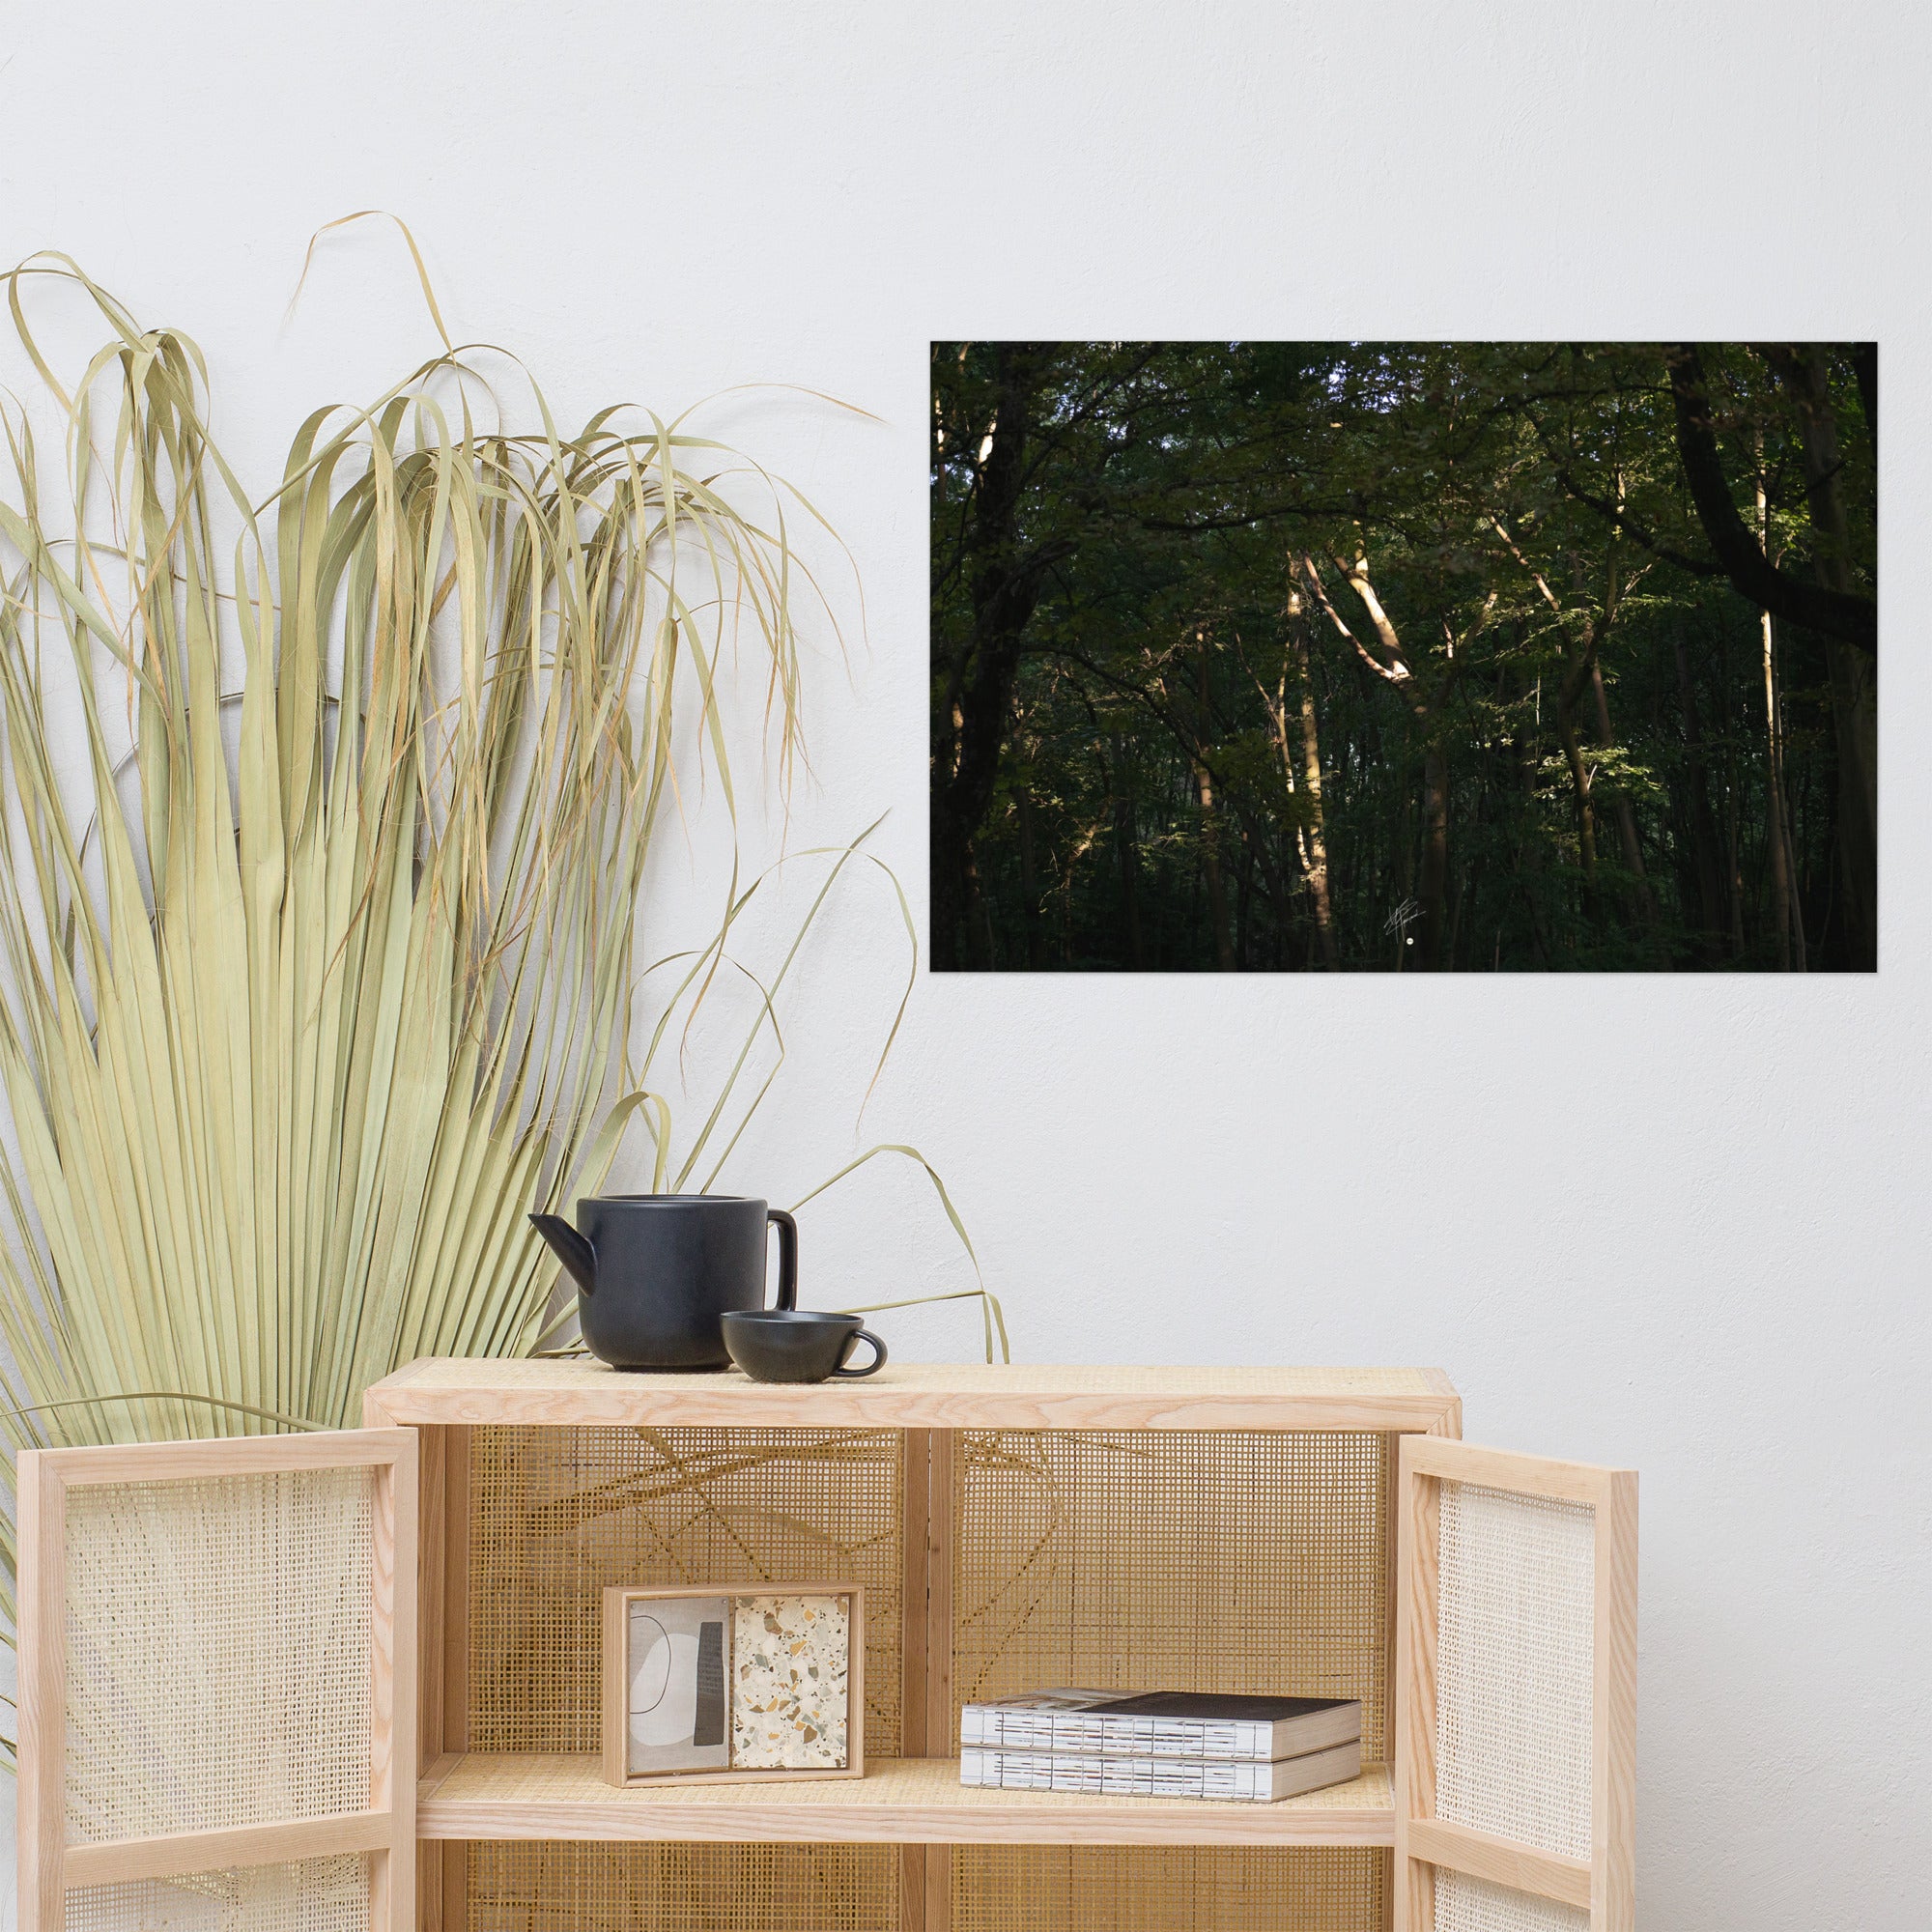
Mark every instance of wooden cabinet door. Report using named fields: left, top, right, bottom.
left=1394, top=1437, right=1636, bottom=1932
left=16, top=1429, right=417, bottom=1932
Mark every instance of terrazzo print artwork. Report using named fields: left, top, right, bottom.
left=730, top=1594, right=851, bottom=1769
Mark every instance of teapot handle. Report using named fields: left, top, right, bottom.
left=767, top=1208, right=798, bottom=1310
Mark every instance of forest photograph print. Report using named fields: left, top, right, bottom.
left=929, top=342, right=1876, bottom=973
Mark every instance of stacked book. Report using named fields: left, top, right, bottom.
left=958, top=1689, right=1362, bottom=1803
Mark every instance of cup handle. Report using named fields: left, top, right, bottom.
left=832, top=1328, right=887, bottom=1378
left=767, top=1208, right=798, bottom=1311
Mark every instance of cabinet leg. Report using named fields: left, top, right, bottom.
left=900, top=1847, right=925, bottom=1932
left=900, top=1845, right=951, bottom=1932
left=417, top=1842, right=465, bottom=1932
left=924, top=1845, right=951, bottom=1932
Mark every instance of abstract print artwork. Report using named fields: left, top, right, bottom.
left=627, top=1595, right=731, bottom=1776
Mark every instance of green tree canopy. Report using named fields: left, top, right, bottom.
left=930, top=341, right=1875, bottom=972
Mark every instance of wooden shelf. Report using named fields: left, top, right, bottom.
left=416, top=1753, right=1395, bottom=1848
left=367, top=1357, right=1461, bottom=1434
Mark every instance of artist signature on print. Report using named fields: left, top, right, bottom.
left=1384, top=897, right=1420, bottom=945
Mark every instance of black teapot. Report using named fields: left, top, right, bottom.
left=529, top=1194, right=797, bottom=1371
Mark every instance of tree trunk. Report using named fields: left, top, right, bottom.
left=1754, top=464, right=1800, bottom=972
left=1194, top=636, right=1234, bottom=970
left=1825, top=643, right=1877, bottom=965
left=1779, top=346, right=1877, bottom=968
left=1780, top=748, right=1807, bottom=968
left=1760, top=617, right=1791, bottom=971
left=1016, top=765, right=1043, bottom=970
left=1588, top=661, right=1664, bottom=953
left=1671, top=632, right=1726, bottom=956
left=1417, top=731, right=1450, bottom=971
left=1194, top=757, right=1232, bottom=969
left=1236, top=842, right=1253, bottom=968
left=1558, top=701, right=1600, bottom=884
left=1723, top=727, right=1746, bottom=958
left=1514, top=730, right=1555, bottom=968
left=1552, top=612, right=1605, bottom=927
left=1287, top=603, right=1340, bottom=969
left=929, top=344, right=1050, bottom=969
left=1109, top=735, right=1144, bottom=969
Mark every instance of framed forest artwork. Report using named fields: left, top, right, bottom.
left=929, top=341, right=1876, bottom=973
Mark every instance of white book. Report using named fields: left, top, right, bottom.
left=958, top=1737, right=1363, bottom=1804
left=959, top=1689, right=1361, bottom=1762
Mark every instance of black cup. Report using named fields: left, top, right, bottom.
left=721, top=1310, right=888, bottom=1383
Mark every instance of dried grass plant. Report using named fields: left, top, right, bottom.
left=0, top=232, right=999, bottom=1765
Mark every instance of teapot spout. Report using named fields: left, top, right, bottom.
left=529, top=1212, right=598, bottom=1295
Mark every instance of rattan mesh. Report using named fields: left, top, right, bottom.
left=952, top=1846, right=1387, bottom=1931
left=1433, top=1870, right=1589, bottom=1932
left=1435, top=1480, right=1594, bottom=1861
left=952, top=1431, right=1391, bottom=1759
left=466, top=1841, right=897, bottom=1932
left=63, top=1470, right=374, bottom=1841
left=468, top=1427, right=902, bottom=1756
left=464, top=1424, right=1397, bottom=1932
left=63, top=1856, right=370, bottom=1932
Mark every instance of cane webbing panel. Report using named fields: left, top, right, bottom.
left=468, top=1426, right=902, bottom=1756
left=953, top=1431, right=1392, bottom=1759
left=953, top=1847, right=1387, bottom=1931
left=63, top=1469, right=375, bottom=1842
left=1435, top=1481, right=1594, bottom=1861
left=466, top=1841, right=896, bottom=1932
left=63, top=1856, right=370, bottom=1932
left=1434, top=1870, right=1589, bottom=1932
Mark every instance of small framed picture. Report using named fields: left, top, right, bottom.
left=601, top=1583, right=865, bottom=1787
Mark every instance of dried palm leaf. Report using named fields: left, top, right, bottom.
left=0, top=243, right=999, bottom=1768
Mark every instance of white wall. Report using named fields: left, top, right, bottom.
left=4, top=2, right=1927, bottom=1925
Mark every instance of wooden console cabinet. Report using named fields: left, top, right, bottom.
left=17, top=1362, right=1634, bottom=1932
